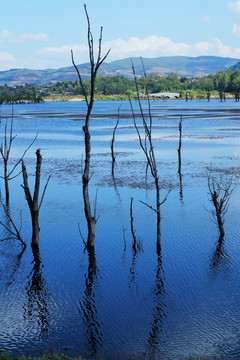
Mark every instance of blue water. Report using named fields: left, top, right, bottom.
left=0, top=99, right=240, bottom=359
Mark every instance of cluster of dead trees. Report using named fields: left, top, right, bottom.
left=0, top=116, right=50, bottom=251
left=0, top=5, right=236, bottom=258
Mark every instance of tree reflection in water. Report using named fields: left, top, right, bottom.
left=145, top=254, right=167, bottom=358
left=78, top=249, right=103, bottom=355
left=210, top=237, right=229, bottom=277
left=128, top=242, right=143, bottom=294
left=23, top=246, right=51, bottom=336
left=5, top=247, right=25, bottom=288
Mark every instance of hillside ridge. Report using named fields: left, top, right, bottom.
left=0, top=55, right=239, bottom=86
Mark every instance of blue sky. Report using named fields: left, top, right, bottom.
left=1, top=0, right=240, bottom=71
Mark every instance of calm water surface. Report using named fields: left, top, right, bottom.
left=0, top=99, right=240, bottom=359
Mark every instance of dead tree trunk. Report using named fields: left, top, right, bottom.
left=129, top=58, right=171, bottom=254
left=177, top=116, right=182, bottom=175
left=21, top=149, right=50, bottom=248
left=130, top=197, right=137, bottom=251
left=71, top=4, right=110, bottom=249
left=111, top=107, right=120, bottom=176
left=177, top=116, right=183, bottom=199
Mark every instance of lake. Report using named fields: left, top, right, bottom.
left=0, top=99, right=240, bottom=359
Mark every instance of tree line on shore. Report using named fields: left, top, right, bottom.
left=1, top=66, right=240, bottom=103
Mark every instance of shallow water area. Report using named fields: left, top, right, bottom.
left=0, top=99, right=240, bottom=359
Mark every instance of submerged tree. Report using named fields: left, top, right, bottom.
left=177, top=116, right=183, bottom=199
left=71, top=4, right=110, bottom=249
left=177, top=116, right=182, bottom=175
left=111, top=107, right=120, bottom=177
left=129, top=58, right=171, bottom=254
left=0, top=117, right=37, bottom=205
left=21, top=149, right=50, bottom=248
left=207, top=173, right=234, bottom=241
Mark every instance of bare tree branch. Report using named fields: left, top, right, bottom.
left=0, top=117, right=37, bottom=205
left=39, top=175, right=51, bottom=211
left=0, top=203, right=27, bottom=248
left=139, top=200, right=158, bottom=213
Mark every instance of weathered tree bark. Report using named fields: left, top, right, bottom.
left=22, top=149, right=50, bottom=248
left=71, top=4, right=110, bottom=249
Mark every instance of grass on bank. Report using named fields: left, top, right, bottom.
left=0, top=355, right=84, bottom=360
left=0, top=355, right=211, bottom=360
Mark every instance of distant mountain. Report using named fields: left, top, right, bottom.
left=0, top=56, right=239, bottom=86
left=229, top=61, right=240, bottom=71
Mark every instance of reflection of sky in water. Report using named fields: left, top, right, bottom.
left=0, top=100, right=240, bottom=359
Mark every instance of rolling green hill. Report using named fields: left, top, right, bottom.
left=0, top=56, right=239, bottom=86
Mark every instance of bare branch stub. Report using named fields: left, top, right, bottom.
left=111, top=106, right=120, bottom=176
left=22, top=149, right=50, bottom=248
left=71, top=4, right=110, bottom=249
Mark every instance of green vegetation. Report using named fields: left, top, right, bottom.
left=0, top=84, right=43, bottom=104
left=1, top=67, right=240, bottom=103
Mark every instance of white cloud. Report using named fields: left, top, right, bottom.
left=36, top=36, right=240, bottom=67
left=0, top=51, right=15, bottom=62
left=0, top=51, right=15, bottom=70
left=0, top=30, right=14, bottom=40
left=232, top=23, right=240, bottom=36
left=18, top=33, right=49, bottom=42
left=2, top=36, right=240, bottom=72
left=36, top=44, right=88, bottom=56
left=228, top=1, right=240, bottom=17
left=97, top=36, right=240, bottom=60
left=200, top=15, right=211, bottom=23
left=0, top=30, right=49, bottom=43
